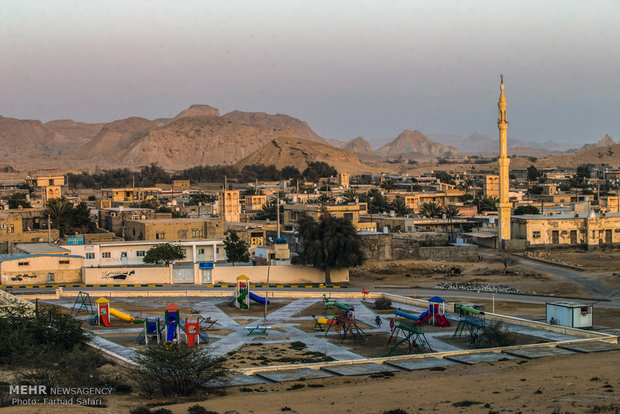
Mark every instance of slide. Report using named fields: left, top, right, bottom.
left=316, top=316, right=337, bottom=326
left=435, top=314, right=451, bottom=327
left=237, top=290, right=249, bottom=309
left=100, top=309, right=111, bottom=327
left=395, top=309, right=419, bottom=321
left=166, top=323, right=176, bottom=341
left=414, top=313, right=432, bottom=326
left=249, top=292, right=270, bottom=305
left=109, top=307, right=136, bottom=323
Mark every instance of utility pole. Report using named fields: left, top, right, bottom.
left=48, top=214, right=51, bottom=243
left=276, top=192, right=280, bottom=239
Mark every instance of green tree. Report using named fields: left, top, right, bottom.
left=443, top=205, right=461, bottom=218
left=435, top=172, right=456, bottom=185
left=189, top=192, right=217, bottom=206
left=292, top=215, right=364, bottom=284
left=7, top=193, right=31, bottom=209
left=390, top=198, right=412, bottom=216
left=342, top=189, right=358, bottom=203
left=46, top=197, right=73, bottom=236
left=317, top=193, right=336, bottom=205
left=513, top=205, right=540, bottom=215
left=66, top=202, right=92, bottom=231
left=576, top=164, right=592, bottom=179
left=256, top=200, right=277, bottom=221
left=281, top=166, right=302, bottom=180
left=475, top=197, right=498, bottom=212
left=367, top=189, right=389, bottom=214
left=420, top=202, right=443, bottom=218
left=143, top=243, right=185, bottom=265
left=302, top=162, right=338, bottom=183
left=528, top=185, right=544, bottom=195
left=223, top=231, right=250, bottom=266
left=380, top=179, right=397, bottom=193
left=527, top=165, right=541, bottom=182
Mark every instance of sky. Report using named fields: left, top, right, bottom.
left=1, top=0, right=619, bottom=146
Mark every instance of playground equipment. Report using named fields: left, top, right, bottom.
left=415, top=296, right=451, bottom=327
left=136, top=303, right=214, bottom=346
left=323, top=301, right=367, bottom=344
left=312, top=315, right=338, bottom=331
left=452, top=304, right=486, bottom=347
left=385, top=309, right=433, bottom=356
left=71, top=291, right=94, bottom=317
left=90, top=297, right=143, bottom=326
left=233, top=275, right=270, bottom=309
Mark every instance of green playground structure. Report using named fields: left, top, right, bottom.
left=320, top=297, right=366, bottom=344
left=452, top=304, right=487, bottom=347
left=385, top=313, right=432, bottom=356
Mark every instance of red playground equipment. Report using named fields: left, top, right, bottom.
left=416, top=296, right=451, bottom=327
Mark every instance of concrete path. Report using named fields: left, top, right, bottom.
left=266, top=298, right=320, bottom=322
left=280, top=325, right=364, bottom=360
left=191, top=299, right=239, bottom=327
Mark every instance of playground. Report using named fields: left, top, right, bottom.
left=45, top=277, right=601, bottom=369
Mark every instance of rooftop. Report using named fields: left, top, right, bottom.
left=15, top=243, right=70, bottom=254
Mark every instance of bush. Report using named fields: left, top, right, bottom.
left=374, top=297, right=393, bottom=310
left=188, top=405, right=219, bottom=414
left=130, top=407, right=152, bottom=414
left=483, top=321, right=516, bottom=347
left=130, top=344, right=229, bottom=397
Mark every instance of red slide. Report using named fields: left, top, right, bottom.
left=414, top=313, right=432, bottom=326
left=100, top=306, right=111, bottom=327
left=435, top=314, right=451, bottom=327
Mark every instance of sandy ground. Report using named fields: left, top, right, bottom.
left=3, top=351, right=619, bottom=414
left=524, top=248, right=620, bottom=272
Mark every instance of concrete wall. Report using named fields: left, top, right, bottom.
left=418, top=246, right=479, bottom=261
left=83, top=266, right=172, bottom=284
left=1, top=255, right=82, bottom=285
left=212, top=265, right=349, bottom=284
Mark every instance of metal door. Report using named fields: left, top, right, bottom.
left=173, top=265, right=194, bottom=284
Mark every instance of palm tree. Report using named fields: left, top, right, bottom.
left=342, top=189, right=358, bottom=204
left=390, top=198, right=412, bottom=216
left=443, top=205, right=461, bottom=219
left=380, top=179, right=397, bottom=193
left=256, top=199, right=277, bottom=221
left=420, top=202, right=443, bottom=218
left=46, top=197, right=72, bottom=235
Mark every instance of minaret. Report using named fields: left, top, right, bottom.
left=497, top=75, right=511, bottom=248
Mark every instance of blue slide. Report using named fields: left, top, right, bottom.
left=249, top=292, right=270, bottom=305
left=166, top=323, right=175, bottom=341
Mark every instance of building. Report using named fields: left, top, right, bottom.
left=400, top=189, right=466, bottom=213
left=244, top=195, right=267, bottom=212
left=124, top=218, right=224, bottom=241
left=98, top=207, right=161, bottom=237
left=219, top=190, right=241, bottom=222
left=283, top=204, right=376, bottom=232
left=63, top=239, right=226, bottom=267
left=101, top=187, right=159, bottom=203
left=511, top=212, right=620, bottom=249
left=0, top=253, right=83, bottom=285
left=599, top=195, right=620, bottom=213
left=25, top=175, right=65, bottom=205
left=484, top=175, right=500, bottom=198
left=338, top=172, right=350, bottom=188
left=0, top=210, right=58, bottom=252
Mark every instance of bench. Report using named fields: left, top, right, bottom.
left=244, top=326, right=272, bottom=336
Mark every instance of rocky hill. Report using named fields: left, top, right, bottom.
left=236, top=136, right=366, bottom=173
left=174, top=104, right=220, bottom=119
left=343, top=137, right=374, bottom=154
left=222, top=110, right=326, bottom=144
left=377, top=130, right=458, bottom=160
left=0, top=115, right=63, bottom=159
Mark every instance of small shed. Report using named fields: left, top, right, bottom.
left=546, top=301, right=592, bottom=329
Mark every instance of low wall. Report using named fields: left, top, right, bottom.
left=83, top=266, right=172, bottom=284
left=212, top=265, right=348, bottom=284
left=418, top=246, right=479, bottom=262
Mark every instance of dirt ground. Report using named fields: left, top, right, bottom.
left=524, top=248, right=620, bottom=272
left=3, top=350, right=619, bottom=413
left=225, top=342, right=334, bottom=369
left=215, top=300, right=290, bottom=317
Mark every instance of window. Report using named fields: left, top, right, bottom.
left=216, top=247, right=220, bottom=254
left=102, top=252, right=111, bottom=259
left=136, top=250, right=145, bottom=257
left=344, top=213, right=354, bottom=221
left=18, top=262, right=29, bottom=266
left=59, top=260, right=69, bottom=264
left=85, top=253, right=95, bottom=260
left=192, top=228, right=204, bottom=238
left=156, top=232, right=165, bottom=239
left=532, top=231, right=541, bottom=239
left=46, top=273, right=54, bottom=282
left=121, top=252, right=128, bottom=258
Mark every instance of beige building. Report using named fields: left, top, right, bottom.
left=283, top=204, right=376, bottom=232
left=338, top=173, right=350, bottom=188
left=511, top=212, right=620, bottom=248
left=0, top=253, right=83, bottom=285
left=26, top=175, right=65, bottom=205
left=400, top=189, right=466, bottom=213
left=0, top=211, right=59, bottom=252
left=244, top=195, right=267, bottom=212
left=101, top=187, right=159, bottom=202
left=219, top=190, right=241, bottom=222
left=124, top=218, right=224, bottom=241
left=484, top=175, right=500, bottom=198
left=599, top=195, right=619, bottom=213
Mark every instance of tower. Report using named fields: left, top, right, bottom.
left=497, top=75, right=511, bottom=248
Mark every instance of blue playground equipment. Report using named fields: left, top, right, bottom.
left=385, top=309, right=432, bottom=356
left=452, top=304, right=486, bottom=347
left=71, top=291, right=94, bottom=317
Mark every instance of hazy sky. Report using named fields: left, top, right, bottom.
left=1, top=0, right=618, bottom=145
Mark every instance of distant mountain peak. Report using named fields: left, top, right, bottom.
left=343, top=136, right=374, bottom=154
left=597, top=134, right=615, bottom=147
left=376, top=130, right=458, bottom=159
left=174, top=104, right=220, bottom=119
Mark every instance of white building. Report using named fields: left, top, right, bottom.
left=62, top=239, right=226, bottom=267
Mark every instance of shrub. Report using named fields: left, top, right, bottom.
left=188, top=405, right=219, bottom=414
left=130, top=407, right=152, bottom=414
left=130, top=344, right=229, bottom=397
left=483, top=321, right=516, bottom=347
left=374, top=297, right=393, bottom=310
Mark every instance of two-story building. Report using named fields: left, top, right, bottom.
left=283, top=204, right=376, bottom=232
left=124, top=218, right=225, bottom=241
